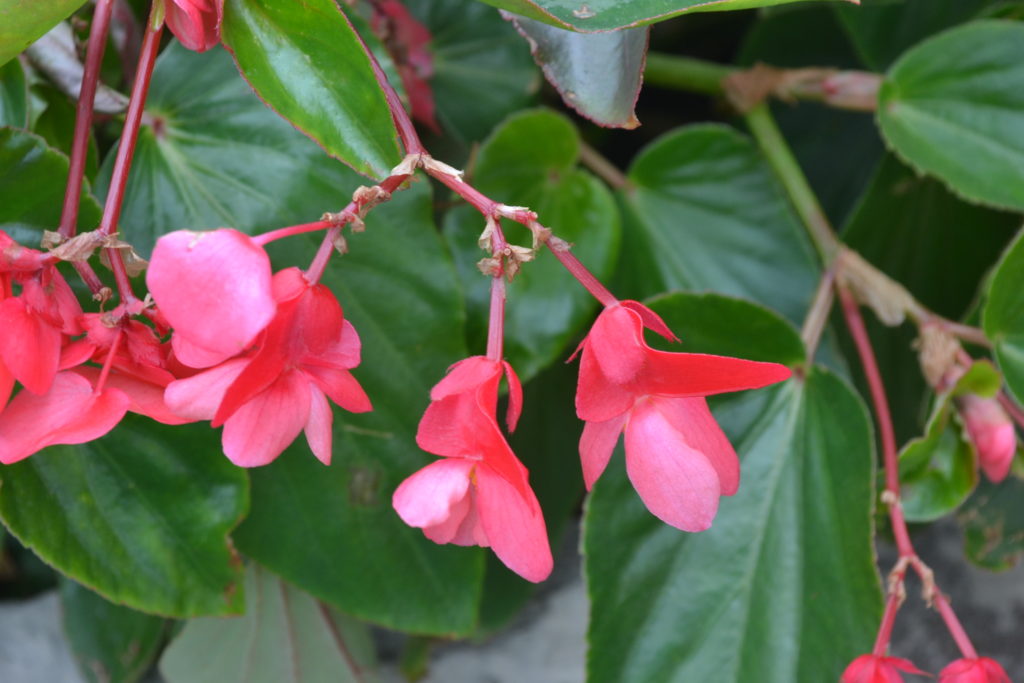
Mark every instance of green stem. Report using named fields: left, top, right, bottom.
left=643, top=53, right=734, bottom=95
left=744, top=103, right=839, bottom=264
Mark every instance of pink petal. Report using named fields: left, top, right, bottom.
left=0, top=297, right=61, bottom=395
left=393, top=458, right=474, bottom=530
left=303, top=365, right=372, bottom=413
left=165, top=358, right=249, bottom=421
left=221, top=371, right=310, bottom=467
left=959, top=395, right=1017, bottom=483
left=213, top=351, right=287, bottom=426
left=59, top=338, right=97, bottom=370
left=295, top=284, right=343, bottom=355
left=170, top=335, right=240, bottom=369
left=430, top=356, right=501, bottom=401
left=148, top=229, right=275, bottom=367
left=165, top=0, right=222, bottom=51
left=304, top=386, right=333, bottom=465
left=476, top=464, right=553, bottom=583
left=586, top=305, right=647, bottom=384
left=0, top=373, right=129, bottom=464
left=624, top=399, right=722, bottom=532
left=0, top=358, right=12, bottom=413
left=72, top=367, right=191, bottom=425
left=579, top=414, right=626, bottom=490
left=503, top=361, right=523, bottom=433
left=575, top=347, right=635, bottom=423
left=652, top=396, right=740, bottom=496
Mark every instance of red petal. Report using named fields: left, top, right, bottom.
left=624, top=399, right=722, bottom=532
left=586, top=305, right=647, bottom=384
left=303, top=365, right=372, bottom=414
left=476, top=464, right=552, bottom=583
left=579, top=414, right=626, bottom=490
left=641, top=350, right=792, bottom=398
left=430, top=356, right=501, bottom=401
left=575, top=346, right=634, bottom=423
left=295, top=284, right=343, bottom=356
left=0, top=297, right=61, bottom=394
left=652, top=396, right=740, bottom=496
left=0, top=358, right=13, bottom=413
left=165, top=0, right=222, bottom=52
left=503, top=361, right=523, bottom=433
left=620, top=300, right=678, bottom=342
left=221, top=371, right=310, bottom=467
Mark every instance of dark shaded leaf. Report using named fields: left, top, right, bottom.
left=984, top=228, right=1024, bottom=405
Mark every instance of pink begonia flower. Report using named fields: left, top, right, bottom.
left=393, top=356, right=552, bottom=583
left=147, top=229, right=276, bottom=369
left=165, top=267, right=370, bottom=466
left=575, top=300, right=791, bottom=532
left=0, top=265, right=84, bottom=396
left=957, top=394, right=1017, bottom=483
left=0, top=372, right=130, bottom=464
left=939, top=657, right=1011, bottom=683
left=841, top=654, right=929, bottom=683
left=165, top=0, right=223, bottom=53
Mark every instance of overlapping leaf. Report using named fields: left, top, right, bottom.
left=161, top=564, right=375, bottom=683
left=444, top=109, right=620, bottom=381
left=984, top=229, right=1024, bottom=405
left=0, top=0, right=88, bottom=67
left=585, top=293, right=881, bottom=683
left=221, top=0, right=400, bottom=179
left=878, top=21, right=1024, bottom=212
left=0, top=58, right=27, bottom=127
left=0, top=417, right=249, bottom=617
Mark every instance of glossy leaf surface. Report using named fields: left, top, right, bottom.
left=0, top=0, right=88, bottom=67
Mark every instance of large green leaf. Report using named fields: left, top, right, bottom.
left=0, top=127, right=101, bottom=244
left=0, top=57, right=27, bottom=127
left=507, top=17, right=646, bottom=128
left=234, top=181, right=484, bottom=636
left=984, top=228, right=1024, bottom=405
left=842, top=153, right=1018, bottom=444
left=444, top=109, right=620, bottom=381
left=61, top=579, right=168, bottom=683
left=221, top=0, right=400, bottom=179
left=0, top=0, right=88, bottom=67
left=584, top=293, right=881, bottom=683
left=834, top=0, right=992, bottom=71
left=409, top=0, right=538, bottom=153
left=616, top=124, right=819, bottom=324
left=877, top=21, right=1024, bottom=212
left=160, top=564, right=375, bottom=683
left=0, top=417, right=249, bottom=617
left=95, top=43, right=376, bottom=257
left=476, top=0, right=852, bottom=32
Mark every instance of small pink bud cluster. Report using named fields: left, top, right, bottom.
left=840, top=654, right=1010, bottom=682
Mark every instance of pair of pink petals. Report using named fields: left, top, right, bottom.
left=576, top=301, right=791, bottom=532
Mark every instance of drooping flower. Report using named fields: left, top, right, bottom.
left=956, top=394, right=1017, bottom=483
left=147, top=228, right=276, bottom=368
left=165, top=267, right=370, bottom=466
left=164, top=0, right=223, bottom=53
left=841, top=654, right=929, bottom=683
left=939, top=657, right=1011, bottom=683
left=393, top=356, right=552, bottom=583
left=575, top=300, right=791, bottom=531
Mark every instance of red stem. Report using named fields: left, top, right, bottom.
left=253, top=220, right=332, bottom=247
left=59, top=0, right=115, bottom=240
left=426, top=168, right=499, bottom=216
left=486, top=275, right=506, bottom=362
left=546, top=244, right=618, bottom=308
left=934, top=593, right=978, bottom=659
left=94, top=328, right=123, bottom=394
left=872, top=592, right=902, bottom=656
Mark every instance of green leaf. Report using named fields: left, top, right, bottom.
left=898, top=398, right=978, bottom=523
left=842, top=153, right=1018, bottom=444
left=235, top=181, right=484, bottom=636
left=410, top=0, right=538, bottom=152
left=0, top=0, right=88, bottom=68
left=617, top=124, right=820, bottom=324
left=508, top=17, right=646, bottom=128
left=476, top=0, right=853, bottom=32
left=0, top=57, right=27, bottom=127
left=61, top=579, right=168, bottom=683
left=984, top=228, right=1024, bottom=405
left=959, top=470, right=1024, bottom=571
left=878, top=20, right=1024, bottom=212
left=32, top=84, right=100, bottom=180
left=444, top=109, right=620, bottom=381
left=584, top=293, right=881, bottom=683
left=0, top=127, right=101, bottom=245
left=95, top=43, right=374, bottom=257
left=221, top=0, right=400, bottom=179
left=0, top=417, right=249, bottom=617
left=952, top=360, right=1003, bottom=399
left=834, top=0, right=992, bottom=71
left=160, top=564, right=375, bottom=683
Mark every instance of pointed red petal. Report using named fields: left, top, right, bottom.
left=641, top=351, right=791, bottom=398
left=476, top=464, right=553, bottom=583
left=304, top=365, right=372, bottom=414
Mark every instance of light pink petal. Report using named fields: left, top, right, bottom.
left=221, top=372, right=310, bottom=467
left=72, top=367, right=191, bottom=425
left=624, top=400, right=722, bottom=532
left=0, top=297, right=61, bottom=395
left=304, top=386, right=333, bottom=465
left=393, top=458, right=474, bottom=530
left=148, top=229, right=274, bottom=366
left=575, top=346, right=635, bottom=423
left=430, top=356, right=501, bottom=400
left=476, top=465, right=553, bottom=583
left=579, top=414, right=627, bottom=490
left=652, top=396, right=740, bottom=496
left=641, top=351, right=792, bottom=398
left=587, top=305, right=647, bottom=384
left=303, top=365, right=372, bottom=413
left=170, top=334, right=239, bottom=369
left=0, top=373, right=129, bottom=464
left=503, top=361, right=523, bottom=433
left=165, top=358, right=249, bottom=421
left=0, top=358, right=12, bottom=413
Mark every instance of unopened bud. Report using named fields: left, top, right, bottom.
left=957, top=394, right=1017, bottom=483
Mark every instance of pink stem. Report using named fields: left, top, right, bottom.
left=94, top=328, right=123, bottom=394
left=486, top=275, right=506, bottom=362
left=253, top=220, right=333, bottom=247
left=59, top=0, right=115, bottom=240
left=426, top=169, right=499, bottom=216
left=546, top=244, right=618, bottom=308
left=871, top=592, right=902, bottom=657
left=934, top=593, right=978, bottom=659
